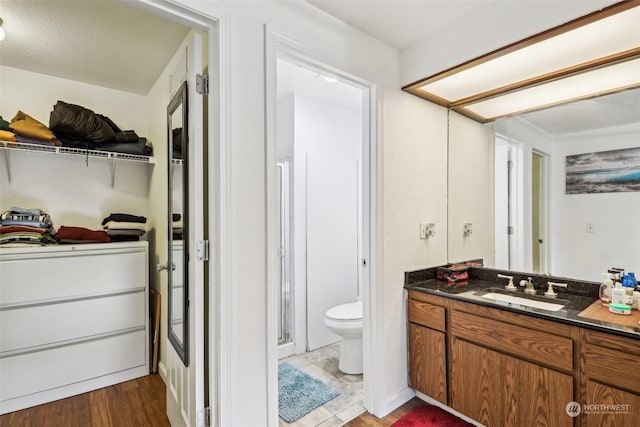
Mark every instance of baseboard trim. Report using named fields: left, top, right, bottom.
left=415, top=391, right=483, bottom=427
left=376, top=387, right=415, bottom=418
left=158, top=361, right=168, bottom=384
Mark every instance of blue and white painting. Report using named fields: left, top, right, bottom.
left=566, top=147, right=640, bottom=194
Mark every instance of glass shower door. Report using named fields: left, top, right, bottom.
left=277, top=161, right=293, bottom=346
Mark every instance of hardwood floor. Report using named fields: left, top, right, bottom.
left=344, top=397, right=426, bottom=426
left=1, top=375, right=424, bottom=427
left=0, top=375, right=169, bottom=427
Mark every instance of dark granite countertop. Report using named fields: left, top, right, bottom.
left=405, top=265, right=640, bottom=340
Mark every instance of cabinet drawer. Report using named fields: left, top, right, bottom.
left=1, top=291, right=145, bottom=353
left=583, top=329, right=640, bottom=356
left=0, top=250, right=146, bottom=305
left=0, top=330, right=146, bottom=401
left=584, top=342, right=640, bottom=394
left=451, top=310, right=573, bottom=371
left=408, top=299, right=445, bottom=331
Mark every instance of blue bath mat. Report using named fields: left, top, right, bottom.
left=278, top=362, right=340, bottom=423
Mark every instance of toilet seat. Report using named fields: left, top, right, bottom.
left=325, top=301, right=362, bottom=321
left=324, top=301, right=363, bottom=374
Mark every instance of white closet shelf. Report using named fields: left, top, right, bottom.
left=0, top=141, right=156, bottom=164
left=1, top=141, right=156, bottom=188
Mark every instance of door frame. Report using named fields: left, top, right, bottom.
left=132, top=0, right=229, bottom=425
left=531, top=149, right=550, bottom=274
left=265, top=27, right=380, bottom=425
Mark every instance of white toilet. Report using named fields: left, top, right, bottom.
left=324, top=301, right=363, bottom=375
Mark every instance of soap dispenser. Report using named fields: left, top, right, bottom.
left=599, top=273, right=613, bottom=303
left=611, top=282, right=627, bottom=305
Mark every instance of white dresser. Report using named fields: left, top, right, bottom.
left=0, top=241, right=149, bottom=414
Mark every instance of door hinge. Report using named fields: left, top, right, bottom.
left=507, top=160, right=513, bottom=170
left=196, top=406, right=211, bottom=427
left=196, top=240, right=210, bottom=261
left=196, top=74, right=209, bottom=96
left=507, top=226, right=514, bottom=235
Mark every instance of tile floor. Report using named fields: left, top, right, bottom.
left=279, top=343, right=365, bottom=427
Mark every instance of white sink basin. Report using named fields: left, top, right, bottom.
left=481, top=292, right=565, bottom=312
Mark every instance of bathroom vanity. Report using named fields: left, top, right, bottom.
left=405, top=266, right=640, bottom=427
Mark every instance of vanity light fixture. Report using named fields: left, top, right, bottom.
left=0, top=18, right=5, bottom=42
left=402, top=1, right=640, bottom=122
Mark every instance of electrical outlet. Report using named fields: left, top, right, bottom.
left=463, top=223, right=473, bottom=237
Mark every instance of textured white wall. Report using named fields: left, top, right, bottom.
left=381, top=89, right=449, bottom=406
left=447, top=111, right=495, bottom=265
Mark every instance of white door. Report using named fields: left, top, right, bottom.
left=166, top=32, right=206, bottom=427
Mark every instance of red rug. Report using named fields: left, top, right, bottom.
left=392, top=404, right=472, bottom=427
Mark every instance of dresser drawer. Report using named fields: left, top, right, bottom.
left=1, top=291, right=145, bottom=353
left=0, top=330, right=146, bottom=401
left=0, top=249, right=146, bottom=306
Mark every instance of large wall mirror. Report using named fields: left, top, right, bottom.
left=167, top=81, right=189, bottom=365
left=448, top=86, right=640, bottom=283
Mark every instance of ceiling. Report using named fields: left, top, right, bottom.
left=307, top=0, right=491, bottom=50
left=0, top=0, right=635, bottom=135
left=511, top=87, right=640, bottom=137
left=0, top=0, right=190, bottom=95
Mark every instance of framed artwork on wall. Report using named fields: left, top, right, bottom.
left=566, top=147, right=640, bottom=194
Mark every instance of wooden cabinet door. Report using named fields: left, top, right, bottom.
left=450, top=338, right=573, bottom=427
left=583, top=381, right=640, bottom=427
left=408, top=323, right=447, bottom=404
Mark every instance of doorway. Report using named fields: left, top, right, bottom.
left=276, top=58, right=363, bottom=358
left=494, top=135, right=548, bottom=274
left=531, top=151, right=547, bottom=274
left=267, top=40, right=376, bottom=425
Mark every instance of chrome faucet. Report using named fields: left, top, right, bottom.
left=544, top=281, right=568, bottom=298
left=519, top=277, right=536, bottom=295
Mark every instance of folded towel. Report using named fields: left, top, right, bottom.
left=10, top=111, right=58, bottom=142
left=0, top=130, right=16, bottom=142
left=101, top=213, right=147, bottom=226
left=106, top=228, right=145, bottom=237
left=103, top=221, right=147, bottom=232
left=0, top=225, right=47, bottom=235
left=56, top=226, right=111, bottom=243
left=15, top=135, right=59, bottom=146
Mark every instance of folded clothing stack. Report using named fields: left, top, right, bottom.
left=0, top=207, right=57, bottom=246
left=6, top=111, right=60, bottom=146
left=102, top=213, right=147, bottom=242
left=172, top=213, right=183, bottom=240
left=56, top=226, right=111, bottom=244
